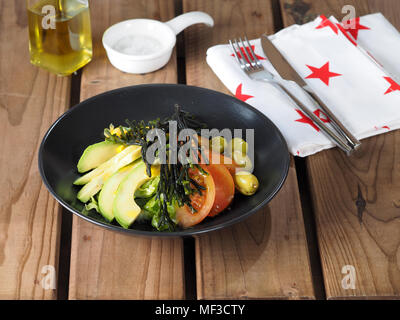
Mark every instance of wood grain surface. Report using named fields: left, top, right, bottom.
left=281, top=0, right=400, bottom=299
left=68, top=0, right=185, bottom=300
left=0, top=0, right=70, bottom=299
left=3, top=0, right=397, bottom=301
left=183, top=0, right=315, bottom=299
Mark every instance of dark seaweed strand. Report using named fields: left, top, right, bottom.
left=171, top=105, right=210, bottom=214
left=155, top=105, right=209, bottom=216
left=154, top=162, right=175, bottom=231
left=172, top=104, right=210, bottom=168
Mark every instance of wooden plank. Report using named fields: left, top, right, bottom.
left=68, top=0, right=185, bottom=300
left=0, top=0, right=70, bottom=299
left=281, top=0, right=400, bottom=299
left=183, top=0, right=315, bottom=299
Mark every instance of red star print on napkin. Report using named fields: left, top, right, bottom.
left=314, top=109, right=330, bottom=123
left=314, top=15, right=358, bottom=46
left=295, top=109, right=330, bottom=131
left=295, top=110, right=319, bottom=131
left=305, top=62, right=342, bottom=86
left=315, top=15, right=338, bottom=34
left=231, top=45, right=266, bottom=64
left=235, top=83, right=253, bottom=102
left=336, top=23, right=358, bottom=46
left=342, top=17, right=370, bottom=40
left=374, top=125, right=391, bottom=131
left=384, top=77, right=400, bottom=95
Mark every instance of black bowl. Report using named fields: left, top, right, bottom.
left=39, top=84, right=289, bottom=237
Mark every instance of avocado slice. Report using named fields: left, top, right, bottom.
left=76, top=146, right=142, bottom=203
left=97, top=161, right=141, bottom=222
left=113, top=162, right=160, bottom=229
left=77, top=141, right=124, bottom=173
left=74, top=145, right=139, bottom=185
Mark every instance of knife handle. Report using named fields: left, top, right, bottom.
left=275, top=83, right=354, bottom=154
left=304, top=89, right=361, bottom=150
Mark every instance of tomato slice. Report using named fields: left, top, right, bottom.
left=176, top=165, right=216, bottom=228
left=206, top=164, right=235, bottom=217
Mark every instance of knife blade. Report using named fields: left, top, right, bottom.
left=261, top=35, right=308, bottom=88
left=260, top=34, right=361, bottom=149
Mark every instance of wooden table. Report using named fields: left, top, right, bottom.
left=1, top=0, right=399, bottom=300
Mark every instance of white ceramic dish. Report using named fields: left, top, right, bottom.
left=102, top=11, right=214, bottom=74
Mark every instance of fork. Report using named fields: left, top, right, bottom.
left=229, top=36, right=354, bottom=154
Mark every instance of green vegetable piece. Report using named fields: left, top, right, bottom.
left=74, top=145, right=140, bottom=185
left=150, top=197, right=176, bottom=231
left=144, top=195, right=160, bottom=215
left=229, top=138, right=248, bottom=155
left=77, top=141, right=124, bottom=173
left=210, top=136, right=228, bottom=154
left=134, top=176, right=160, bottom=198
left=76, top=146, right=142, bottom=203
left=98, top=162, right=139, bottom=222
left=85, top=196, right=100, bottom=213
left=136, top=210, right=154, bottom=223
left=232, top=150, right=253, bottom=172
left=113, top=162, right=159, bottom=229
left=234, top=171, right=259, bottom=196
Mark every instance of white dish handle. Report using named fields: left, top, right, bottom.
left=165, top=11, right=214, bottom=35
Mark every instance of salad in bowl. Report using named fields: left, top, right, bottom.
left=74, top=105, right=259, bottom=232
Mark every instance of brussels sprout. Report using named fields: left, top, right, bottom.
left=210, top=136, right=228, bottom=154
left=229, top=138, right=248, bottom=155
left=234, top=171, right=259, bottom=196
left=232, top=150, right=253, bottom=172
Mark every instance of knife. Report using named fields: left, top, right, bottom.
left=260, top=34, right=361, bottom=150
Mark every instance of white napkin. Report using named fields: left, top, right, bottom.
left=354, top=13, right=400, bottom=83
left=206, top=14, right=400, bottom=157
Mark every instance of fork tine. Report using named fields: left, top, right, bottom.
left=232, top=38, right=250, bottom=71
left=245, top=35, right=261, bottom=69
left=229, top=39, right=243, bottom=68
left=239, top=37, right=255, bottom=70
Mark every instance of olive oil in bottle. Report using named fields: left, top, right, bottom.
left=27, top=0, right=92, bottom=76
